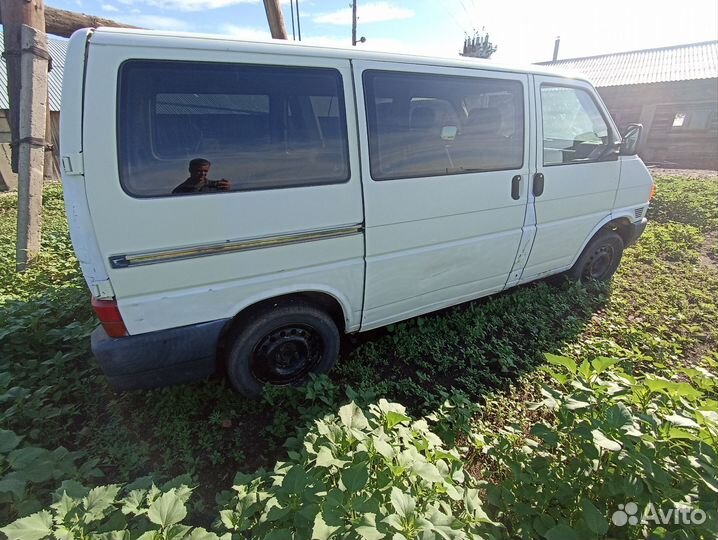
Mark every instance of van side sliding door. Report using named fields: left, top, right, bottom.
left=521, top=76, right=621, bottom=281
left=353, top=61, right=531, bottom=330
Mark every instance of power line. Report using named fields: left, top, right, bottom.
left=290, top=0, right=296, bottom=40
left=447, top=2, right=472, bottom=36
left=469, top=0, right=480, bottom=21
left=458, top=0, right=475, bottom=29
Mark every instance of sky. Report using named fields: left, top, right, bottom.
left=34, top=0, right=718, bottom=63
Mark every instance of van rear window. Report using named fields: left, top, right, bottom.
left=363, top=70, right=524, bottom=181
left=117, top=61, right=350, bottom=197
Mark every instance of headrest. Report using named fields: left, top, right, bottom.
left=410, top=107, right=436, bottom=129
left=467, top=107, right=502, bottom=134
left=375, top=102, right=396, bottom=125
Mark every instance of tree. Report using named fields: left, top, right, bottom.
left=461, top=28, right=497, bottom=59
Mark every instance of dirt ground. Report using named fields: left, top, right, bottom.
left=649, top=167, right=718, bottom=180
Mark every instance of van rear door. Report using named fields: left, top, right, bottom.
left=353, top=61, right=531, bottom=329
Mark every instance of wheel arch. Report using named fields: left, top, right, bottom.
left=217, top=287, right=352, bottom=354
left=569, top=212, right=635, bottom=268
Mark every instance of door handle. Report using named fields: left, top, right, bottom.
left=533, top=172, right=545, bottom=197
left=511, top=175, right=521, bottom=200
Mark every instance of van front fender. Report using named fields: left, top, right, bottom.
left=569, top=210, right=642, bottom=268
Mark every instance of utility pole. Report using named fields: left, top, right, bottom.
left=351, top=1, right=357, bottom=46
left=262, top=0, right=288, bottom=39
left=295, top=0, right=301, bottom=41
left=1, top=0, right=47, bottom=270
left=350, top=2, right=365, bottom=46
left=1, top=0, right=45, bottom=173
left=16, top=24, right=48, bottom=271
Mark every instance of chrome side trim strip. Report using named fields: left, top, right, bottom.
left=109, top=224, right=364, bottom=269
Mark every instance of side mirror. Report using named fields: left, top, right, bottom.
left=620, top=123, right=643, bottom=156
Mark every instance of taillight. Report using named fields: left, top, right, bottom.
left=91, top=297, right=128, bottom=338
left=649, top=182, right=656, bottom=201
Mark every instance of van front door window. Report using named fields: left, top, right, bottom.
left=540, top=85, right=610, bottom=165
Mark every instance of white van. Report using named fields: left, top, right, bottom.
left=60, top=28, right=652, bottom=397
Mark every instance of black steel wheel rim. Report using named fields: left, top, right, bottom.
left=583, top=245, right=614, bottom=280
left=250, top=324, right=324, bottom=385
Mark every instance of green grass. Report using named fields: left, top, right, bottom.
left=649, top=174, right=718, bottom=232
left=1, top=171, right=716, bottom=535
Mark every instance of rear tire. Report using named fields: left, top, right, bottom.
left=566, top=231, right=624, bottom=283
left=226, top=301, right=340, bottom=398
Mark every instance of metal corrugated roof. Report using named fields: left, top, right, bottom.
left=537, top=41, right=718, bottom=87
left=0, top=31, right=67, bottom=111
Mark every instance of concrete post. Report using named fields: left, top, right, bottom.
left=0, top=0, right=45, bottom=173
left=16, top=24, right=48, bottom=270
left=43, top=96, right=53, bottom=182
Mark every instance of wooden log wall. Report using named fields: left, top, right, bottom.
left=599, top=79, right=718, bottom=170
left=0, top=4, right=139, bottom=38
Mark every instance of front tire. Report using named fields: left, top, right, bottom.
left=226, top=301, right=340, bottom=398
left=566, top=231, right=624, bottom=283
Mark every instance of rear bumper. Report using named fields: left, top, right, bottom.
left=624, top=217, right=648, bottom=247
left=91, top=319, right=228, bottom=391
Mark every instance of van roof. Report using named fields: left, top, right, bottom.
left=88, top=27, right=589, bottom=83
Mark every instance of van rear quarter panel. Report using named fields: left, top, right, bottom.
left=81, top=40, right=365, bottom=334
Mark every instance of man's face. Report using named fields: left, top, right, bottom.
left=190, top=164, right=210, bottom=183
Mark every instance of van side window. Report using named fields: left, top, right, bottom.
left=363, top=71, right=524, bottom=181
left=117, top=61, right=350, bottom=197
left=540, top=85, right=611, bottom=166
